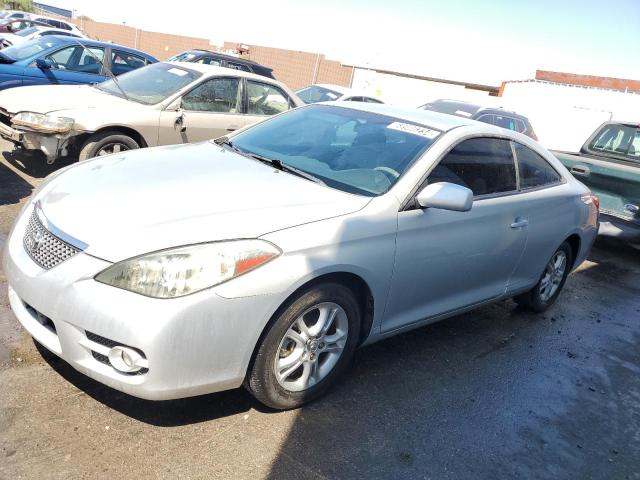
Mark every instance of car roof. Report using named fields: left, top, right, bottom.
left=47, top=36, right=158, bottom=60
left=186, top=49, right=271, bottom=68
left=320, top=102, right=478, bottom=132
left=311, top=83, right=352, bottom=95
left=166, top=61, right=281, bottom=82
left=424, top=99, right=526, bottom=120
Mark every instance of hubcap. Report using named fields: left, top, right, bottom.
left=539, top=250, right=567, bottom=301
left=97, top=142, right=130, bottom=156
left=274, top=302, right=349, bottom=392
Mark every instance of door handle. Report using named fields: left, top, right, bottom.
left=570, top=165, right=590, bottom=177
left=510, top=218, right=529, bottom=229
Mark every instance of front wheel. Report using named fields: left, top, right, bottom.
left=246, top=283, right=361, bottom=410
left=515, top=241, right=573, bottom=312
left=78, top=131, right=140, bottom=160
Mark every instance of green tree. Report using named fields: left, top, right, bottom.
left=6, top=0, right=35, bottom=12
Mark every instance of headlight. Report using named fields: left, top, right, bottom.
left=95, top=240, right=281, bottom=298
left=12, top=111, right=75, bottom=133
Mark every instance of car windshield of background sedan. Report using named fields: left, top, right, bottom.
left=96, top=62, right=201, bottom=105
left=229, top=104, right=440, bottom=196
left=296, top=85, right=344, bottom=104
left=0, top=36, right=64, bottom=61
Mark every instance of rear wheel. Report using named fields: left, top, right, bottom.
left=515, top=241, right=573, bottom=312
left=78, top=131, right=140, bottom=160
left=246, top=283, right=361, bottom=410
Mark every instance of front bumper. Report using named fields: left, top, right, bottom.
left=0, top=121, right=70, bottom=163
left=2, top=206, right=284, bottom=400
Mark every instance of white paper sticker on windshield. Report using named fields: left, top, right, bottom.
left=454, top=110, right=473, bottom=117
left=168, top=68, right=189, bottom=76
left=387, top=122, right=440, bottom=139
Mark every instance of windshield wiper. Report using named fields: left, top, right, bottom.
left=214, top=137, right=326, bottom=186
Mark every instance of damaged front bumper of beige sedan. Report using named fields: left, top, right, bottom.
left=0, top=112, right=80, bottom=164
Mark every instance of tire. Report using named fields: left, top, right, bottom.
left=515, top=241, right=573, bottom=313
left=78, top=131, right=140, bottom=161
left=246, top=283, right=361, bottom=410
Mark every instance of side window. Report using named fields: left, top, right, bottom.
left=513, top=143, right=561, bottom=189
left=111, top=51, right=147, bottom=76
left=344, top=96, right=364, bottom=102
left=195, top=56, right=222, bottom=66
left=475, top=114, right=494, bottom=125
left=226, top=61, right=251, bottom=72
left=427, top=137, right=517, bottom=196
left=181, top=77, right=241, bottom=113
left=363, top=97, right=383, bottom=104
left=47, top=46, right=104, bottom=74
left=246, top=80, right=290, bottom=115
left=590, top=124, right=636, bottom=156
left=628, top=130, right=640, bottom=162
left=494, top=115, right=517, bottom=131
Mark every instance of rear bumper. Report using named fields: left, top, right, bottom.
left=599, top=213, right=640, bottom=242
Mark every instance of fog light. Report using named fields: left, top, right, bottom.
left=108, top=346, right=144, bottom=373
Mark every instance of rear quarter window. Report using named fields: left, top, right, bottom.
left=513, top=143, right=561, bottom=189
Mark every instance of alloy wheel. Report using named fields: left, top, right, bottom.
left=539, top=250, right=567, bottom=301
left=274, top=302, right=349, bottom=392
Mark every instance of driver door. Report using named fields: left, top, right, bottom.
left=22, top=45, right=106, bottom=86
left=158, top=76, right=246, bottom=145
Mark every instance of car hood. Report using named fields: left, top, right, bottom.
left=0, top=84, right=133, bottom=115
left=37, top=142, right=371, bottom=261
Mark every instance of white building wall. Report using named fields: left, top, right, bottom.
left=351, top=68, right=492, bottom=107
left=499, top=81, right=640, bottom=151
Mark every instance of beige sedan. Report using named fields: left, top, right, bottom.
left=0, top=61, right=302, bottom=163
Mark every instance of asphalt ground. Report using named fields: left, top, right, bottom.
left=1, top=139, right=639, bottom=479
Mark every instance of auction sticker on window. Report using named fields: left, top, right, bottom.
left=387, top=122, right=440, bottom=139
left=168, top=68, right=189, bottom=76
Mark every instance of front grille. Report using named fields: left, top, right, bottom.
left=23, top=209, right=80, bottom=270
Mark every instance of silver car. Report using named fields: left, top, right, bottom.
left=0, top=62, right=301, bottom=163
left=2, top=103, right=598, bottom=409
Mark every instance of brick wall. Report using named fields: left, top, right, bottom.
left=72, top=19, right=211, bottom=61
left=222, top=42, right=353, bottom=90
left=536, top=70, right=640, bottom=93
left=67, top=19, right=353, bottom=90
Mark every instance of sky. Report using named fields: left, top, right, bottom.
left=39, top=0, right=640, bottom=86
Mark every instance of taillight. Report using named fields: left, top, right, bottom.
left=581, top=193, right=599, bottom=210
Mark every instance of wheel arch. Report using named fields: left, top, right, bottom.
left=564, top=233, right=581, bottom=270
left=244, top=271, right=375, bottom=383
left=71, top=125, right=149, bottom=152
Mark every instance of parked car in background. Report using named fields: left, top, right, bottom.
left=168, top=49, right=276, bottom=79
left=553, top=121, right=640, bottom=245
left=2, top=103, right=598, bottom=409
left=0, top=18, right=49, bottom=34
left=0, top=62, right=302, bottom=162
left=419, top=99, right=538, bottom=140
left=27, top=14, right=83, bottom=35
left=0, top=10, right=29, bottom=20
left=0, top=36, right=157, bottom=91
left=0, top=24, right=84, bottom=48
left=296, top=83, right=384, bottom=104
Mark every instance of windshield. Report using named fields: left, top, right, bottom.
left=16, top=26, right=39, bottom=37
left=229, top=105, right=440, bottom=196
left=1, top=36, right=65, bottom=61
left=167, top=51, right=199, bottom=62
left=296, top=85, right=344, bottom=104
left=96, top=63, right=201, bottom=105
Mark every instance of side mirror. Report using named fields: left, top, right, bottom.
left=416, top=182, right=473, bottom=212
left=36, top=58, right=53, bottom=70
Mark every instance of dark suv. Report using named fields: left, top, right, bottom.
left=168, top=50, right=275, bottom=79
left=419, top=99, right=538, bottom=140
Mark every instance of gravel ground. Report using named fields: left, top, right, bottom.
left=1, top=139, right=639, bottom=480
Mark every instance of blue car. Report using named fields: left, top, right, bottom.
left=0, top=36, right=158, bottom=90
